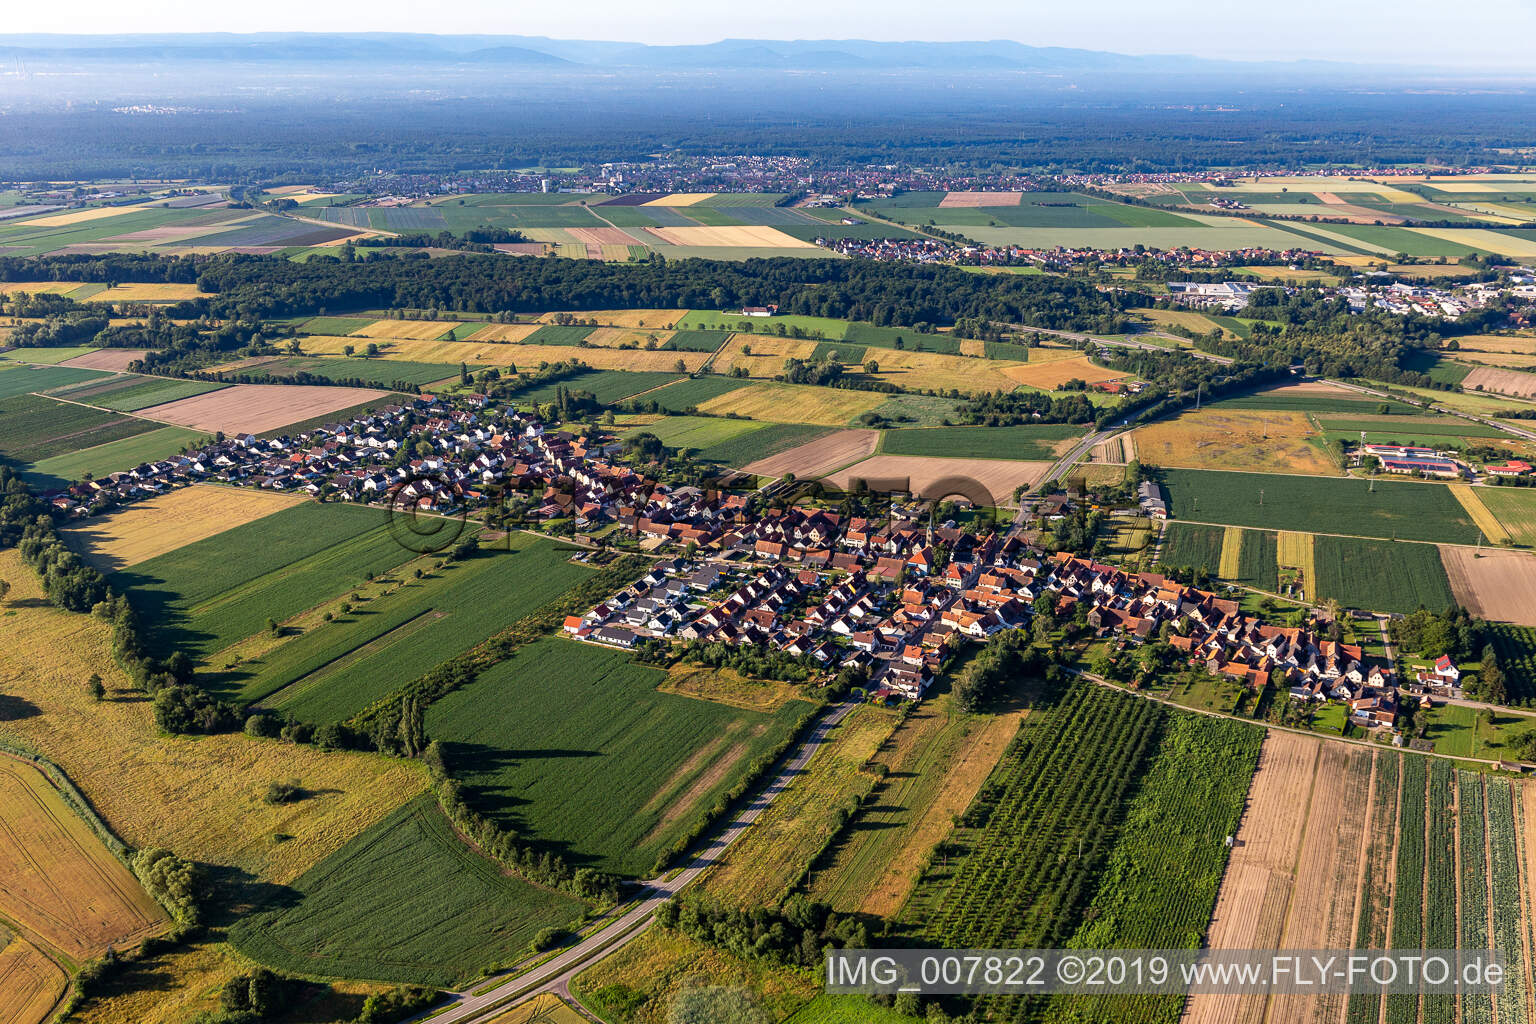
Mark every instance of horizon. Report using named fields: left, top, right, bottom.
left=3, top=5, right=1535, bottom=74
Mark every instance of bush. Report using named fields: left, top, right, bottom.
left=354, top=985, right=441, bottom=1024
left=531, top=926, right=565, bottom=952
left=244, top=713, right=282, bottom=739
left=263, top=779, right=304, bottom=805
left=132, top=848, right=204, bottom=932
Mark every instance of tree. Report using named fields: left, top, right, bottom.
left=88, top=673, right=104, bottom=701
left=343, top=344, right=355, bottom=357
left=864, top=358, right=880, bottom=374
left=673, top=359, right=687, bottom=373
left=0, top=579, right=9, bottom=605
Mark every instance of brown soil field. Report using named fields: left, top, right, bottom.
left=1465, top=365, right=1536, bottom=399
left=695, top=382, right=885, bottom=426
left=1132, top=408, right=1339, bottom=476
left=567, top=227, right=642, bottom=246
left=0, top=755, right=167, bottom=961
left=867, top=349, right=1028, bottom=394
left=0, top=937, right=68, bottom=1024
left=826, top=455, right=1049, bottom=506
left=741, top=429, right=879, bottom=478
left=0, top=550, right=429, bottom=888
left=1262, top=743, right=1374, bottom=1024
left=938, top=191, right=1024, bottom=207
left=60, top=484, right=303, bottom=572
left=464, top=323, right=541, bottom=343
left=1183, top=732, right=1319, bottom=1024
left=711, top=334, right=821, bottom=377
left=136, top=383, right=391, bottom=434
left=1001, top=355, right=1120, bottom=390
left=58, top=349, right=149, bottom=371
left=346, top=319, right=461, bottom=341
left=1440, top=546, right=1536, bottom=627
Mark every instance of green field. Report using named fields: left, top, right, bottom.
left=0, top=363, right=112, bottom=398
left=300, top=316, right=376, bottom=335
left=0, top=345, right=100, bottom=364
left=878, top=424, right=1083, bottom=461
left=523, top=325, right=598, bottom=346
left=1209, top=391, right=1421, bottom=415
left=1489, top=624, right=1536, bottom=707
left=247, top=537, right=594, bottom=723
left=426, top=638, right=813, bottom=877
left=810, top=342, right=868, bottom=364
left=633, top=377, right=749, bottom=412
left=1311, top=536, right=1455, bottom=614
left=1233, top=529, right=1279, bottom=591
left=1315, top=415, right=1509, bottom=439
left=514, top=370, right=683, bottom=406
left=53, top=374, right=227, bottom=412
left=0, top=392, right=157, bottom=463
left=623, top=415, right=764, bottom=453
left=231, top=793, right=584, bottom=988
left=1159, top=522, right=1225, bottom=576
left=678, top=310, right=854, bottom=338
left=694, top=423, right=834, bottom=466
left=662, top=329, right=731, bottom=352
left=1159, top=469, right=1481, bottom=544
left=1476, top=487, right=1536, bottom=547
left=114, top=503, right=407, bottom=658
left=19, top=424, right=208, bottom=491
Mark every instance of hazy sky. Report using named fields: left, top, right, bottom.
left=8, top=0, right=1532, bottom=69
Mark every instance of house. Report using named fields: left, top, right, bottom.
left=592, top=626, right=638, bottom=649
left=741, top=305, right=778, bottom=317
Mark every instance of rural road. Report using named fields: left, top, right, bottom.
left=414, top=701, right=858, bottom=1024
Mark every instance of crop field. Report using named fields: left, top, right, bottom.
left=0, top=935, right=67, bottom=1024
left=622, top=415, right=762, bottom=454
left=1159, top=522, right=1225, bottom=576
left=247, top=538, right=594, bottom=723
left=739, top=428, right=879, bottom=479
left=0, top=550, right=428, bottom=888
left=0, top=344, right=100, bottom=363
left=522, top=325, right=598, bottom=346
left=0, top=755, right=166, bottom=961
left=0, top=393, right=157, bottom=463
left=426, top=638, right=813, bottom=876
left=703, top=706, right=896, bottom=907
left=0, top=364, right=111, bottom=399
left=512, top=370, right=684, bottom=405
left=1464, top=365, right=1536, bottom=399
left=81, top=282, right=203, bottom=304
left=230, top=794, right=583, bottom=988
left=1132, top=409, right=1338, bottom=476
left=1159, top=469, right=1481, bottom=544
left=136, top=383, right=392, bottom=434
left=864, top=349, right=1028, bottom=394
left=492, top=345, right=710, bottom=375
left=903, top=682, right=1259, bottom=1024
left=694, top=381, right=885, bottom=425
left=1310, top=536, right=1455, bottom=614
left=1473, top=486, right=1536, bottom=546
left=631, top=376, right=747, bottom=412
left=1441, top=548, right=1536, bottom=627
left=1000, top=355, right=1121, bottom=391
left=1230, top=528, right=1279, bottom=591
left=809, top=694, right=1025, bottom=917
left=62, top=484, right=305, bottom=571
left=75, top=376, right=226, bottom=412
left=696, top=423, right=835, bottom=468
left=537, top=309, right=688, bottom=329
left=112, top=502, right=404, bottom=658
left=877, top=424, right=1083, bottom=461
left=18, top=423, right=208, bottom=491
left=1488, top=624, right=1536, bottom=707
left=827, top=455, right=1049, bottom=506
left=252, top=356, right=458, bottom=388
left=1207, top=381, right=1420, bottom=414
left=710, top=334, right=822, bottom=378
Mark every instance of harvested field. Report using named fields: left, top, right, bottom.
left=694, top=381, right=886, bottom=425
left=566, top=227, right=642, bottom=246
left=16, top=205, right=154, bottom=227
left=640, top=225, right=817, bottom=248
left=1450, top=483, right=1511, bottom=544
left=1132, top=409, right=1338, bottom=476
left=1183, top=732, right=1319, bottom=1024
left=0, top=550, right=428, bottom=887
left=641, top=193, right=716, bottom=206
left=346, top=319, right=460, bottom=341
left=537, top=308, right=688, bottom=329
left=938, top=191, right=1023, bottom=207
left=462, top=323, right=540, bottom=343
left=1137, top=308, right=1235, bottom=338
left=1464, top=364, right=1536, bottom=398
left=136, top=383, right=391, bottom=434
left=826, top=455, right=1049, bottom=506
left=82, top=283, right=203, bottom=303
left=866, top=348, right=1029, bottom=394
left=1218, top=527, right=1244, bottom=579
left=484, top=993, right=587, bottom=1024
left=1441, top=547, right=1536, bottom=626
left=297, top=335, right=526, bottom=366
left=60, top=484, right=304, bottom=571
left=741, top=429, right=879, bottom=479
left=580, top=327, right=677, bottom=349
left=0, top=756, right=166, bottom=961
left=58, top=349, right=148, bottom=371
left=1001, top=355, right=1120, bottom=390
left=711, top=334, right=822, bottom=377
left=1276, top=531, right=1317, bottom=600
left=492, top=345, right=709, bottom=374
left=0, top=937, right=67, bottom=1024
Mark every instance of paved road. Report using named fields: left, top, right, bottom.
left=415, top=701, right=857, bottom=1024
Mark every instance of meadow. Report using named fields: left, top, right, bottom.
left=1310, top=536, right=1456, bottom=615
left=877, top=424, right=1083, bottom=461
left=246, top=537, right=594, bottom=723
left=426, top=638, right=813, bottom=877
left=114, top=502, right=406, bottom=659
left=230, top=794, right=584, bottom=988
left=1158, top=468, right=1481, bottom=544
